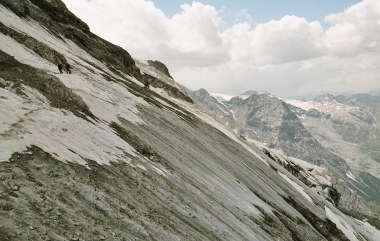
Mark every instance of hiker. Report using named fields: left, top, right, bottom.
left=144, top=78, right=151, bottom=89
left=65, top=63, right=72, bottom=74
left=58, top=63, right=63, bottom=74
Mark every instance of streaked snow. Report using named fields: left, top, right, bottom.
left=0, top=4, right=149, bottom=125
left=0, top=4, right=154, bottom=169
left=284, top=99, right=317, bottom=111
left=0, top=5, right=119, bottom=79
left=191, top=108, right=270, bottom=166
left=0, top=86, right=136, bottom=166
left=325, top=206, right=360, bottom=241
left=56, top=73, right=147, bottom=125
left=161, top=95, right=271, bottom=167
left=353, top=219, right=380, bottom=241
left=346, top=172, right=357, bottom=181
left=0, top=33, right=55, bottom=72
left=278, top=172, right=314, bottom=204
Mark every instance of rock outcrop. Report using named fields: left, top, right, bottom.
left=147, top=60, right=173, bottom=79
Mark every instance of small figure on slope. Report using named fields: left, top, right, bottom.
left=144, top=78, right=151, bottom=89
left=65, top=63, right=72, bottom=74
left=58, top=63, right=63, bottom=74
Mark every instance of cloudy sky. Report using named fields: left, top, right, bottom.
left=62, top=0, right=379, bottom=98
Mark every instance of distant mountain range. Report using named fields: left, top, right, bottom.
left=190, top=89, right=380, bottom=212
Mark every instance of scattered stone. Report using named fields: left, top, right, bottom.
left=13, top=185, right=20, bottom=191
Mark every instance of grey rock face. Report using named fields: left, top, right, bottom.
left=135, top=59, right=193, bottom=102
left=306, top=108, right=322, bottom=118
left=147, top=60, right=173, bottom=79
left=287, top=94, right=380, bottom=208
left=335, top=180, right=368, bottom=212
left=190, top=88, right=236, bottom=128
left=336, top=93, right=380, bottom=106
left=292, top=94, right=380, bottom=178
left=229, top=94, right=348, bottom=171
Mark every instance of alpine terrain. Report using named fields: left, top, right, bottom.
left=0, top=0, right=379, bottom=241
left=190, top=89, right=380, bottom=231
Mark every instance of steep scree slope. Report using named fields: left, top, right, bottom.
left=0, top=1, right=379, bottom=241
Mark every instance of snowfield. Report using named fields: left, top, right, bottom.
left=0, top=86, right=136, bottom=166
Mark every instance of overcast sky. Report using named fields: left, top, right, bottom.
left=62, top=0, right=379, bottom=98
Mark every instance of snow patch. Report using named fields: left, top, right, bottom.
left=210, top=93, right=234, bottom=102
left=136, top=164, right=146, bottom=171
left=238, top=95, right=251, bottom=100
left=149, top=164, right=170, bottom=177
left=283, top=99, right=316, bottom=111
left=346, top=172, right=357, bottom=181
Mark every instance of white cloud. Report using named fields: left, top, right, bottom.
left=324, top=0, right=380, bottom=57
left=62, top=0, right=380, bottom=97
left=222, top=22, right=255, bottom=62
left=166, top=2, right=229, bottom=67
left=221, top=15, right=325, bottom=65
left=169, top=2, right=222, bottom=52
left=251, top=15, right=324, bottom=65
left=62, top=0, right=170, bottom=57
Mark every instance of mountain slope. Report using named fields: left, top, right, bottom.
left=0, top=1, right=379, bottom=240
left=190, top=88, right=236, bottom=129
left=191, top=89, right=380, bottom=227
left=191, top=90, right=349, bottom=171
left=285, top=95, right=380, bottom=203
left=230, top=94, right=348, bottom=171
